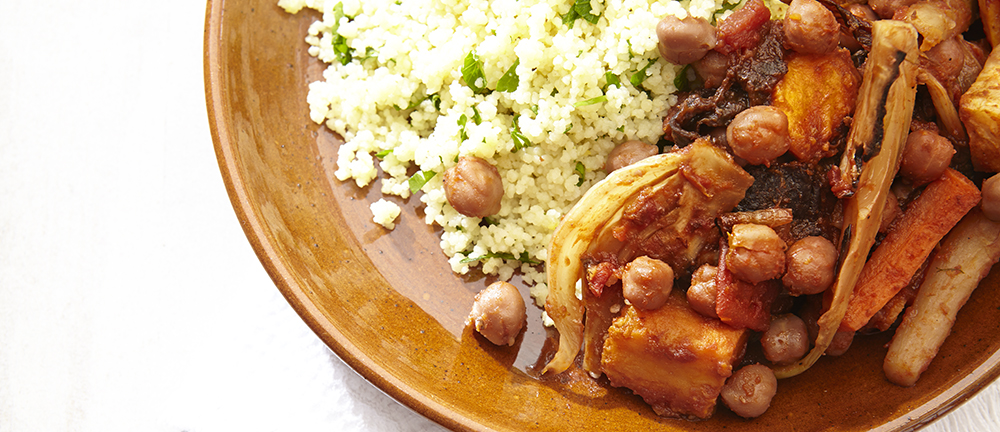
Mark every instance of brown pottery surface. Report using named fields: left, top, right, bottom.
left=204, top=0, right=1000, bottom=430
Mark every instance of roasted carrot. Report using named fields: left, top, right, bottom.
left=884, top=209, right=1000, bottom=386
left=714, top=238, right=780, bottom=332
left=840, top=168, right=981, bottom=331
left=715, top=276, right=780, bottom=332
left=864, top=270, right=921, bottom=332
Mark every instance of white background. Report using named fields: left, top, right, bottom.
left=0, top=1, right=997, bottom=431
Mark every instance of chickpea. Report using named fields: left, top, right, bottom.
left=880, top=192, right=901, bottom=233
left=761, top=314, right=810, bottom=365
left=899, top=130, right=955, bottom=186
left=656, top=14, right=718, bottom=65
left=604, top=140, right=659, bottom=173
left=443, top=156, right=504, bottom=218
left=983, top=174, right=1000, bottom=222
left=797, top=294, right=854, bottom=355
left=727, top=224, right=787, bottom=284
left=687, top=264, right=719, bottom=318
left=693, top=50, right=730, bottom=89
left=622, top=256, right=675, bottom=310
left=869, top=0, right=919, bottom=19
left=721, top=364, right=778, bottom=418
left=783, top=0, right=840, bottom=55
left=825, top=330, right=855, bottom=356
left=846, top=3, right=878, bottom=21
left=468, top=281, right=526, bottom=346
left=726, top=106, right=790, bottom=166
left=782, top=236, right=838, bottom=296
left=925, top=36, right=965, bottom=81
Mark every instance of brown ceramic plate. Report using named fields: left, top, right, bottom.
left=204, top=0, right=1000, bottom=430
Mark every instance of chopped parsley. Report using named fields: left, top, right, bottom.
left=574, top=161, right=586, bottom=186
left=673, top=64, right=703, bottom=92
left=630, top=58, right=658, bottom=89
left=461, top=52, right=490, bottom=95
left=674, top=64, right=693, bottom=92
left=356, top=47, right=377, bottom=63
left=712, top=0, right=743, bottom=25
left=457, top=106, right=482, bottom=141
left=511, top=115, right=532, bottom=151
left=471, top=105, right=482, bottom=124
left=461, top=251, right=541, bottom=265
left=427, top=93, right=442, bottom=111
left=329, top=3, right=353, bottom=65
left=395, top=95, right=425, bottom=111
left=332, top=36, right=352, bottom=65
left=574, top=95, right=607, bottom=107
left=496, top=59, right=520, bottom=92
left=399, top=93, right=442, bottom=111
left=458, top=114, right=470, bottom=141
left=603, top=71, right=621, bottom=92
left=562, top=0, right=601, bottom=28
left=375, top=149, right=393, bottom=159
left=408, top=170, right=437, bottom=194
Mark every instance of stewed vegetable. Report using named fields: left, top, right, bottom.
left=542, top=0, right=1000, bottom=420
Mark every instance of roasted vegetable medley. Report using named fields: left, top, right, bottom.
left=537, top=0, right=1000, bottom=420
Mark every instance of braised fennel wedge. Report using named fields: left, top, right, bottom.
left=542, top=139, right=753, bottom=374
left=775, top=20, right=920, bottom=379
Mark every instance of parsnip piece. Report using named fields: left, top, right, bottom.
left=775, top=20, right=920, bottom=379
left=959, top=45, right=1000, bottom=172
left=884, top=210, right=1000, bottom=386
left=543, top=140, right=752, bottom=374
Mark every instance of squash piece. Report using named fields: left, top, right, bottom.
left=602, top=292, right=749, bottom=419
left=772, top=48, right=861, bottom=163
left=959, top=45, right=1000, bottom=172
left=896, top=0, right=973, bottom=52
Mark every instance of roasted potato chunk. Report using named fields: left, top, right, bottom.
left=959, top=46, right=1000, bottom=173
left=602, top=292, right=749, bottom=419
left=772, top=49, right=861, bottom=162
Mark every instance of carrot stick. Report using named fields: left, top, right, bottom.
left=884, top=209, right=1000, bottom=386
left=715, top=239, right=780, bottom=332
left=840, top=168, right=981, bottom=331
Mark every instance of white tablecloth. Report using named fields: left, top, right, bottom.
left=0, top=1, right=997, bottom=430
